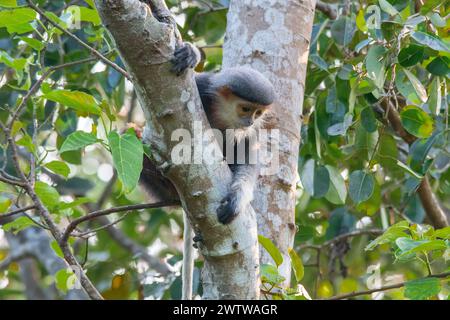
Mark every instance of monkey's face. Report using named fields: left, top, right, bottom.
left=235, top=103, right=270, bottom=128
left=212, top=94, right=271, bottom=130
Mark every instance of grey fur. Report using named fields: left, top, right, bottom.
left=211, top=67, right=275, bottom=105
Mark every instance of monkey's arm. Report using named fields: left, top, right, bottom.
left=171, top=42, right=202, bottom=75
left=217, top=163, right=258, bottom=224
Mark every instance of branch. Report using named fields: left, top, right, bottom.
left=8, top=54, right=113, bottom=128
left=315, top=1, right=337, bottom=20
left=61, top=201, right=178, bottom=244
left=328, top=271, right=450, bottom=300
left=2, top=121, right=102, bottom=300
left=96, top=215, right=172, bottom=275
left=4, top=226, right=88, bottom=299
left=0, top=205, right=36, bottom=220
left=298, top=229, right=384, bottom=251
left=380, top=99, right=448, bottom=228
left=0, top=174, right=27, bottom=187
left=26, top=0, right=130, bottom=80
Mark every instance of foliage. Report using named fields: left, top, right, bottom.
left=296, top=0, right=449, bottom=300
left=0, top=0, right=448, bottom=300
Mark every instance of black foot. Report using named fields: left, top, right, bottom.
left=216, top=192, right=240, bottom=224
left=170, top=43, right=199, bottom=76
left=192, top=233, right=203, bottom=249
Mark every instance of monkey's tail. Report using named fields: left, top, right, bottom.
left=181, top=210, right=194, bottom=300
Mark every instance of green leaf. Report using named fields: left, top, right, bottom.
left=258, top=235, right=283, bottom=267
left=59, top=131, right=98, bottom=153
left=44, top=90, right=101, bottom=115
left=50, top=240, right=64, bottom=258
left=108, top=131, right=143, bottom=194
left=0, top=8, right=36, bottom=34
left=356, top=180, right=381, bottom=216
left=326, top=86, right=345, bottom=113
left=0, top=197, right=12, bottom=213
left=426, top=56, right=450, bottom=77
left=325, top=207, right=356, bottom=240
left=44, top=161, right=70, bottom=179
left=411, top=32, right=450, bottom=53
left=396, top=237, right=447, bottom=256
left=398, top=44, right=424, bottom=67
left=348, top=170, right=375, bottom=205
left=377, top=134, right=399, bottom=169
left=408, top=132, right=440, bottom=174
left=434, top=227, right=450, bottom=240
left=420, top=0, right=446, bottom=14
left=356, top=9, right=367, bottom=32
left=55, top=269, right=77, bottom=294
left=3, top=216, right=34, bottom=234
left=67, top=5, right=101, bottom=26
left=361, top=107, right=377, bottom=132
left=296, top=225, right=315, bottom=242
left=34, top=181, right=60, bottom=210
left=404, top=277, right=441, bottom=300
left=365, top=221, right=410, bottom=251
left=0, top=0, right=17, bottom=8
left=395, top=160, right=423, bottom=179
left=366, top=45, right=387, bottom=89
left=260, top=264, right=285, bottom=286
left=59, top=197, right=91, bottom=210
left=395, top=70, right=421, bottom=105
left=325, top=165, right=347, bottom=205
left=18, top=36, right=45, bottom=51
left=355, top=122, right=379, bottom=161
left=429, top=12, right=446, bottom=28
left=16, top=134, right=35, bottom=154
left=331, top=16, right=356, bottom=46
left=379, top=0, right=398, bottom=15
left=288, top=248, right=304, bottom=282
left=301, top=159, right=330, bottom=198
left=400, top=105, right=434, bottom=138
left=428, top=77, right=441, bottom=115
left=355, top=78, right=377, bottom=94
left=403, top=69, right=428, bottom=103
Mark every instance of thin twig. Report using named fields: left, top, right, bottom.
left=75, top=213, right=129, bottom=237
left=61, top=201, right=179, bottom=244
left=2, top=120, right=103, bottom=300
left=0, top=205, right=36, bottom=220
left=328, top=271, right=450, bottom=300
left=8, top=55, right=112, bottom=128
left=26, top=0, right=130, bottom=80
left=298, top=229, right=384, bottom=251
left=315, top=0, right=337, bottom=20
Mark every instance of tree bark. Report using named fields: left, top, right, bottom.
left=95, top=0, right=259, bottom=299
left=223, top=0, right=316, bottom=283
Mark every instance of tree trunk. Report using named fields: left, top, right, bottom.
left=223, top=0, right=316, bottom=283
left=95, top=0, right=259, bottom=299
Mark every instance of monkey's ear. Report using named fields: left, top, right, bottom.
left=216, top=86, right=234, bottom=100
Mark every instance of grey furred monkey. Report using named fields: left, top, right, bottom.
left=140, top=42, right=275, bottom=224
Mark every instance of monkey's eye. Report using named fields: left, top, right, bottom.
left=255, top=110, right=263, bottom=117
left=241, top=106, right=252, bottom=113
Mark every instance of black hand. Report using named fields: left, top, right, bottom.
left=216, top=192, right=240, bottom=224
left=170, top=43, right=199, bottom=76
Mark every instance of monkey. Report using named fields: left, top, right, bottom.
left=140, top=42, right=275, bottom=224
